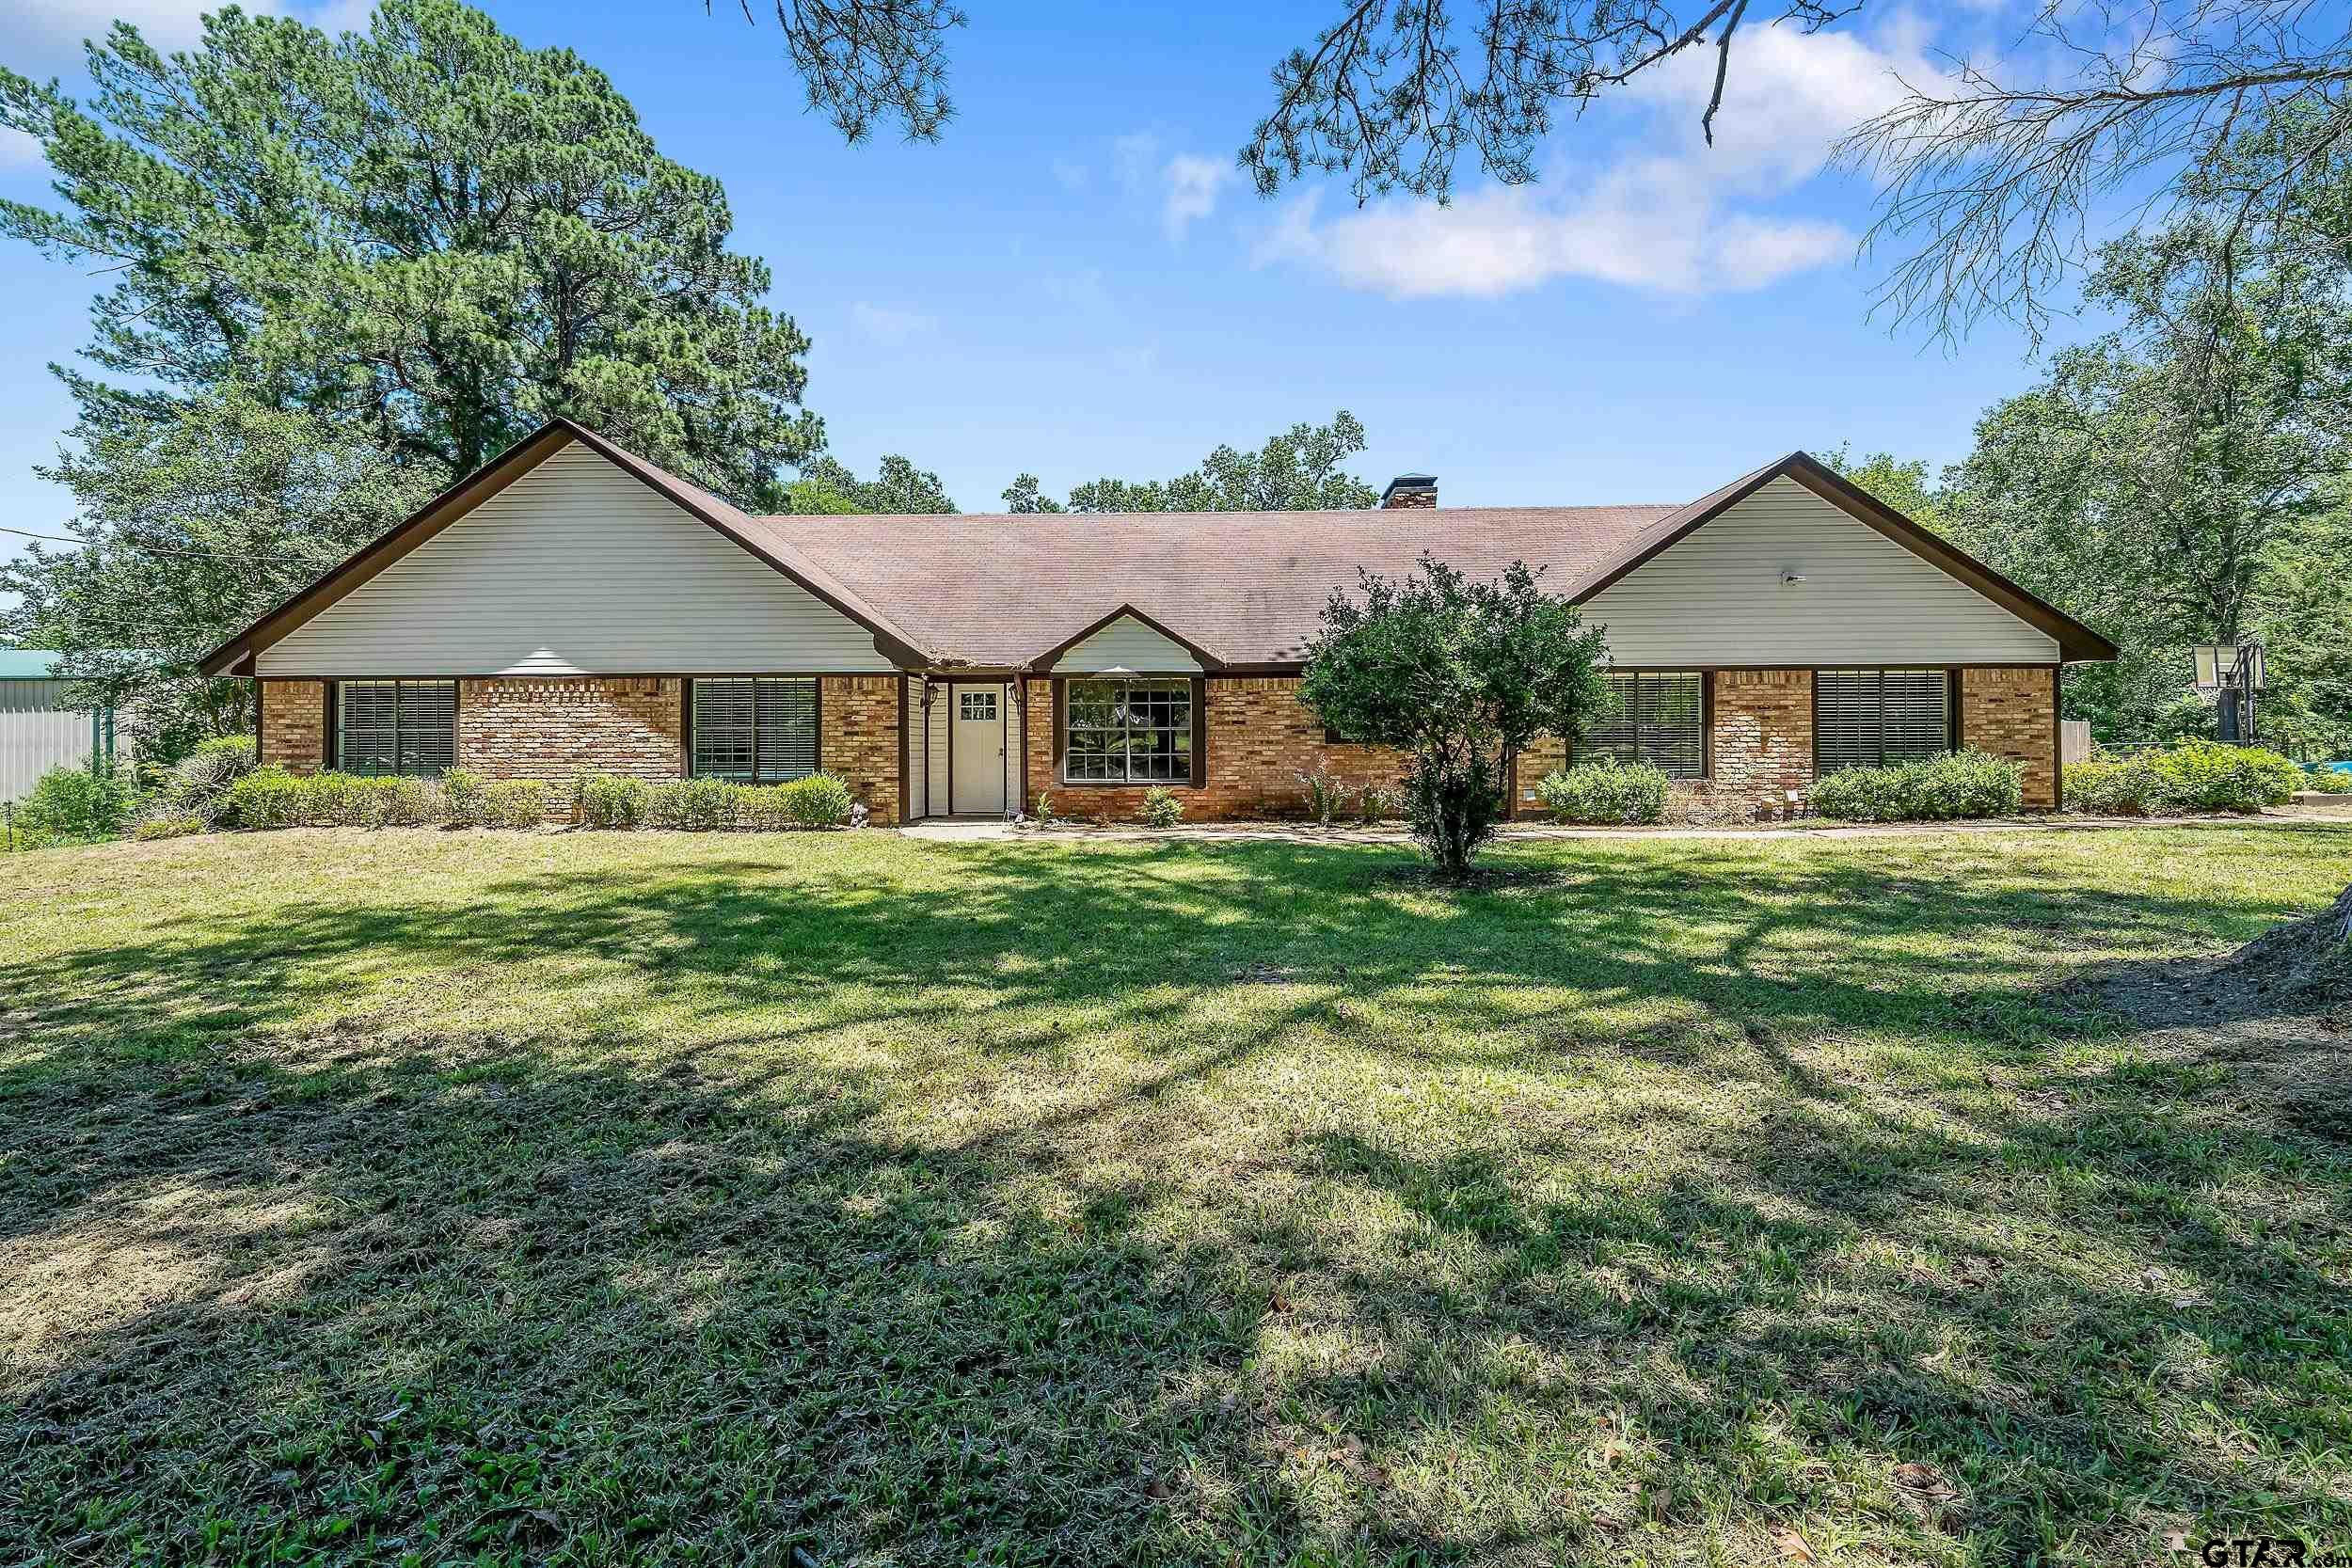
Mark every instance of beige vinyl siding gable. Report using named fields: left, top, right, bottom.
left=257, top=442, right=897, bottom=677
left=1050, top=615, right=1203, bottom=674
left=1579, top=476, right=2059, bottom=666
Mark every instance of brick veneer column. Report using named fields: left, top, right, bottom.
left=1961, top=666, right=2058, bottom=809
left=259, top=679, right=327, bottom=773
left=820, top=674, right=900, bottom=824
left=1710, top=670, right=1813, bottom=819
left=458, top=677, right=682, bottom=786
left=1025, top=674, right=1407, bottom=821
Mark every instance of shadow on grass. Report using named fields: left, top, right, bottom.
left=3, top=827, right=2349, bottom=1564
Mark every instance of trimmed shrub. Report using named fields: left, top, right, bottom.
left=1808, top=765, right=1900, bottom=822
left=132, top=812, right=206, bottom=841
left=575, top=772, right=651, bottom=829
left=221, top=766, right=302, bottom=829
left=1534, top=759, right=1671, bottom=825
left=649, top=775, right=741, bottom=831
left=777, top=772, right=853, bottom=829
left=485, top=779, right=548, bottom=828
left=2062, top=754, right=2169, bottom=816
left=18, top=763, right=138, bottom=839
left=1141, top=786, right=1184, bottom=828
left=440, top=768, right=490, bottom=826
left=1811, top=751, right=2024, bottom=822
left=731, top=773, right=853, bottom=830
left=306, top=774, right=435, bottom=828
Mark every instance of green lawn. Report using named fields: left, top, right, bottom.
left=3, top=823, right=2349, bottom=1566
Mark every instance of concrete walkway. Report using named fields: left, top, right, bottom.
left=899, top=807, right=2352, bottom=846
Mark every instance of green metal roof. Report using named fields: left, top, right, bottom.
left=0, top=650, right=63, bottom=679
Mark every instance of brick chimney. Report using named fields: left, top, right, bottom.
left=1380, top=473, right=1437, bottom=509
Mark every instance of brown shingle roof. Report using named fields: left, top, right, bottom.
left=741, top=501, right=1692, bottom=669
left=200, top=421, right=2121, bottom=676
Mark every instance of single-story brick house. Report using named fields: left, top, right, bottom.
left=199, top=419, right=2116, bottom=822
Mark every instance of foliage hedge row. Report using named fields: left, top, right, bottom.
left=573, top=770, right=855, bottom=831
left=222, top=768, right=472, bottom=829
left=1809, top=751, right=2024, bottom=822
left=2064, top=740, right=2301, bottom=814
left=1534, top=759, right=1671, bottom=824
left=211, top=766, right=860, bottom=832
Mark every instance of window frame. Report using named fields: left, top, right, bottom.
left=1055, top=675, right=1205, bottom=787
left=332, top=679, right=457, bottom=778
left=1571, top=670, right=1709, bottom=780
left=1811, top=667, right=1960, bottom=776
left=686, top=675, right=822, bottom=784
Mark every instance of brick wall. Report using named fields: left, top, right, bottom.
left=1961, top=666, right=2058, bottom=808
left=1511, top=670, right=1813, bottom=821
left=459, top=677, right=681, bottom=788
left=1710, top=670, right=1814, bottom=819
left=259, top=679, right=327, bottom=773
left=1023, top=675, right=1408, bottom=822
left=821, top=674, right=901, bottom=824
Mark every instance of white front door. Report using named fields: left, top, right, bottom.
left=949, top=683, right=1006, bottom=815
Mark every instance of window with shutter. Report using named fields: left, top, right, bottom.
left=1576, top=672, right=1706, bottom=778
left=1814, top=670, right=1953, bottom=773
left=690, top=678, right=818, bottom=784
left=337, top=681, right=455, bottom=777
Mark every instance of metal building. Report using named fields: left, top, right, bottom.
left=1, top=651, right=117, bottom=803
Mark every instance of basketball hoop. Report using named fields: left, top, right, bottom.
left=2194, top=641, right=2266, bottom=745
left=2192, top=642, right=2266, bottom=693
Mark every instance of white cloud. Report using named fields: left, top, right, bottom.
left=13, top=0, right=368, bottom=60
left=1050, top=155, right=1089, bottom=193
left=1257, top=21, right=1944, bottom=300
left=848, top=301, right=931, bottom=346
left=1161, top=153, right=1232, bottom=239
left=15, top=0, right=241, bottom=55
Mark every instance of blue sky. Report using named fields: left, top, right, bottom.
left=1, top=0, right=2076, bottom=596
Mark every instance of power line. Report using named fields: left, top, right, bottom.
left=0, top=524, right=241, bottom=561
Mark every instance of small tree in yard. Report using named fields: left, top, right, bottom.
left=1299, top=556, right=1608, bottom=878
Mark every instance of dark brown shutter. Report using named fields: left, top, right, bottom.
left=1701, top=672, right=1714, bottom=779
left=1189, top=677, right=1206, bottom=788
left=1053, top=679, right=1067, bottom=779
left=322, top=680, right=337, bottom=772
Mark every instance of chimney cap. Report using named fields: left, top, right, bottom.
left=1380, top=473, right=1438, bottom=507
